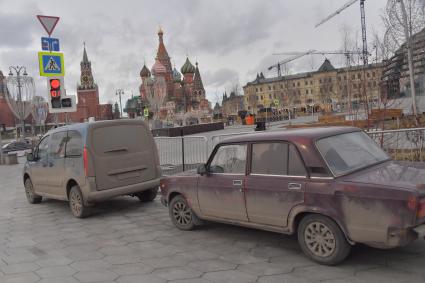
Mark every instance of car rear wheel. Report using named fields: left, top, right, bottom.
left=169, top=195, right=200, bottom=231
left=136, top=188, right=158, bottom=202
left=24, top=178, right=42, bottom=204
left=298, top=214, right=351, bottom=265
left=69, top=186, right=90, bottom=218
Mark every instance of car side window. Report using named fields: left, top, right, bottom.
left=49, top=132, right=67, bottom=159
left=36, top=137, right=49, bottom=161
left=251, top=142, right=288, bottom=175
left=209, top=144, right=247, bottom=174
left=65, top=131, right=83, bottom=157
left=288, top=144, right=307, bottom=176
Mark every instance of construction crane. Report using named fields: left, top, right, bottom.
left=273, top=50, right=364, bottom=66
left=315, top=0, right=368, bottom=66
left=268, top=49, right=316, bottom=77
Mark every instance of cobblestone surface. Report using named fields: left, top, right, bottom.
left=1, top=159, right=425, bottom=282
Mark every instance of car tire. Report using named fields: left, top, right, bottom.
left=136, top=187, right=158, bottom=202
left=169, top=195, right=200, bottom=231
left=69, top=186, right=90, bottom=218
left=298, top=214, right=351, bottom=265
left=24, top=178, right=42, bottom=204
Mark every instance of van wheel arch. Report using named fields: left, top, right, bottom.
left=23, top=173, right=30, bottom=184
left=66, top=179, right=79, bottom=200
left=168, top=191, right=182, bottom=204
left=292, top=211, right=354, bottom=245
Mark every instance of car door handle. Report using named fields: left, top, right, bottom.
left=288, top=183, right=302, bottom=190
left=233, top=180, right=243, bottom=186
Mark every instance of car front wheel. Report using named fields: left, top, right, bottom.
left=69, top=186, right=90, bottom=218
left=298, top=214, right=351, bottom=265
left=169, top=195, right=200, bottom=231
left=24, top=178, right=42, bottom=204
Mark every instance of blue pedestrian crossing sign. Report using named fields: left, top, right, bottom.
left=38, top=51, right=65, bottom=77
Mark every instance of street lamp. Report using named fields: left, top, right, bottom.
left=115, top=89, right=124, bottom=118
left=6, top=66, right=34, bottom=140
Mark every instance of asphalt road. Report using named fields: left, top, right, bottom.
left=1, top=159, right=425, bottom=282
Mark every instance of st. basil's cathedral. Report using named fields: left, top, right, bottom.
left=139, top=28, right=211, bottom=117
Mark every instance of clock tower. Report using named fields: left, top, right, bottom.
left=75, top=43, right=100, bottom=121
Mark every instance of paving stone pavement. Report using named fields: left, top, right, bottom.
left=1, top=159, right=425, bottom=283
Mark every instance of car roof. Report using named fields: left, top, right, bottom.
left=221, top=126, right=361, bottom=144
left=45, top=119, right=147, bottom=136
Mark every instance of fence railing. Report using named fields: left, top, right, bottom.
left=366, top=127, right=425, bottom=162
left=155, top=136, right=209, bottom=175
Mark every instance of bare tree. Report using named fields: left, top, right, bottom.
left=383, top=0, right=425, bottom=119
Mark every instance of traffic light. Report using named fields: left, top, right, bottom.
left=48, top=77, right=63, bottom=109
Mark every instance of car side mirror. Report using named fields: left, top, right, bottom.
left=197, top=164, right=208, bottom=176
left=26, top=153, right=34, bottom=162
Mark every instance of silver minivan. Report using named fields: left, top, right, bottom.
left=23, top=120, right=161, bottom=218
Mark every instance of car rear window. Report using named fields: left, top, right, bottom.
left=92, top=125, right=150, bottom=155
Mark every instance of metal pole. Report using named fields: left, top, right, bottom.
left=398, top=0, right=418, bottom=119
left=181, top=129, right=185, bottom=171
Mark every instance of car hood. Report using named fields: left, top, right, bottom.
left=343, top=160, right=425, bottom=192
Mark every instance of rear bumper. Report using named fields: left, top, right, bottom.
left=85, top=177, right=160, bottom=203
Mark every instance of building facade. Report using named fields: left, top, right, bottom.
left=0, top=71, right=16, bottom=129
left=221, top=91, right=245, bottom=117
left=139, top=28, right=211, bottom=115
left=382, top=27, right=425, bottom=100
left=243, top=59, right=383, bottom=114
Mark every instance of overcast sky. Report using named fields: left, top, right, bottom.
left=0, top=0, right=388, bottom=106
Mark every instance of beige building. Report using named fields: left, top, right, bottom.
left=243, top=59, right=383, bottom=114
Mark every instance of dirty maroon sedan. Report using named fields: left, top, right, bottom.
left=160, top=127, right=425, bottom=265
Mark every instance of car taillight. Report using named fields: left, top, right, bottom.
left=83, top=146, right=88, bottom=177
left=408, top=196, right=417, bottom=210
left=418, top=199, right=425, bottom=218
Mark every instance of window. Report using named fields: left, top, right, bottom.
left=268, top=86, right=272, bottom=90
left=210, top=144, right=247, bottom=174
left=367, top=72, right=370, bottom=78
left=251, top=143, right=306, bottom=176
left=256, top=88, right=258, bottom=92
left=273, top=94, right=277, bottom=99
left=306, top=89, right=309, bottom=94
left=251, top=143, right=288, bottom=175
left=260, top=87, right=263, bottom=91
left=36, top=136, right=49, bottom=161
left=293, top=83, right=295, bottom=87
left=316, top=131, right=389, bottom=176
left=357, top=73, right=361, bottom=79
left=305, top=81, right=308, bottom=86
left=273, top=86, right=275, bottom=90
left=288, top=145, right=307, bottom=176
left=49, top=131, right=67, bottom=159
left=297, top=82, right=300, bottom=87
left=261, top=95, right=264, bottom=100
left=372, top=71, right=375, bottom=77
left=310, top=81, right=313, bottom=85
left=269, top=94, right=272, bottom=99
left=66, top=131, right=83, bottom=157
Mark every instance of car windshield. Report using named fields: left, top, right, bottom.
left=316, top=131, right=390, bottom=177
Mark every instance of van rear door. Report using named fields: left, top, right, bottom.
left=89, top=121, right=157, bottom=191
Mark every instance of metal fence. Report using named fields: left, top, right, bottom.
left=366, top=127, right=425, bottom=162
left=155, top=136, right=209, bottom=175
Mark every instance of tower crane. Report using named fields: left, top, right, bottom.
left=268, top=49, right=316, bottom=77
left=272, top=50, right=364, bottom=65
left=315, top=0, right=369, bottom=66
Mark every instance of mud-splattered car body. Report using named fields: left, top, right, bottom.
left=161, top=127, right=425, bottom=253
